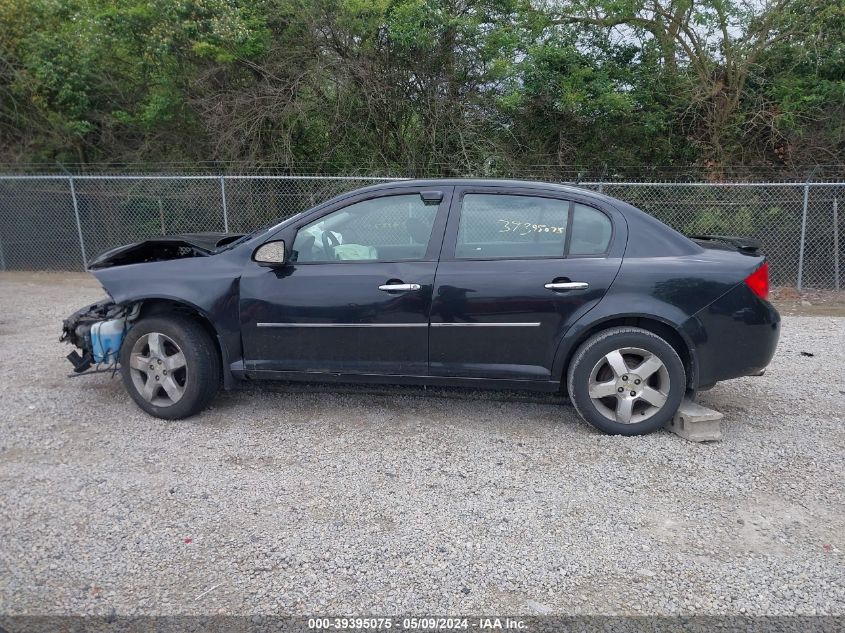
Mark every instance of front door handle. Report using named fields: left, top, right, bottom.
left=545, top=281, right=589, bottom=291
left=378, top=283, right=421, bottom=292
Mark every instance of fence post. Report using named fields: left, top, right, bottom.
left=796, top=182, right=810, bottom=290
left=834, top=197, right=840, bottom=292
left=0, top=228, right=6, bottom=270
left=220, top=176, right=229, bottom=233
left=68, top=176, right=88, bottom=269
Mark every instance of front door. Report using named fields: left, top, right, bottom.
left=240, top=188, right=451, bottom=375
left=429, top=187, right=625, bottom=381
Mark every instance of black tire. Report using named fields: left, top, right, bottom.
left=566, top=326, right=685, bottom=436
left=120, top=314, right=221, bottom=419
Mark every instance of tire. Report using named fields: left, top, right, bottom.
left=119, top=314, right=221, bottom=419
left=566, top=326, right=685, bottom=436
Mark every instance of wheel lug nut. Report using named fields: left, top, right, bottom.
left=163, top=370, right=167, bottom=375
left=622, top=375, right=629, bottom=381
left=630, top=391, right=636, bottom=396
left=155, top=376, right=160, bottom=381
left=634, top=379, right=641, bottom=385
left=157, top=359, right=162, bottom=365
left=617, top=387, right=624, bottom=393
left=149, top=364, right=154, bottom=370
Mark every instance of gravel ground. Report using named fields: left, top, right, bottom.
left=0, top=272, right=843, bottom=616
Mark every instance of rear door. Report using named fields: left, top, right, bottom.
left=429, top=186, right=625, bottom=380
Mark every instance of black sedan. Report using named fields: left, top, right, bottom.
left=62, top=179, right=780, bottom=435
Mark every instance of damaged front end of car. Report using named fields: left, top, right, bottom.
left=87, top=232, right=243, bottom=270
left=60, top=232, right=244, bottom=375
left=60, top=299, right=141, bottom=374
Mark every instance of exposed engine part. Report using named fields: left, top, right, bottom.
left=61, top=299, right=141, bottom=374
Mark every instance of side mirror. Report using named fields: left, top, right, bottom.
left=253, top=240, right=286, bottom=266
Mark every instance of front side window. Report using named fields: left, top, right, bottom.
left=456, top=194, right=570, bottom=259
left=292, top=194, right=438, bottom=262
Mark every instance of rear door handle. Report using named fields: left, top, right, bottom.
left=378, top=283, right=421, bottom=292
left=544, top=281, right=589, bottom=291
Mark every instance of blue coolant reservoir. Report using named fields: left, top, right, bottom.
left=90, top=318, right=126, bottom=364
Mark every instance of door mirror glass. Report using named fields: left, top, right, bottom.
left=253, top=240, right=286, bottom=265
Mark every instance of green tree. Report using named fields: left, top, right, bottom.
left=1, top=0, right=842, bottom=172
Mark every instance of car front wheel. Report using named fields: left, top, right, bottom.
left=567, top=326, right=685, bottom=435
left=120, top=315, right=221, bottom=419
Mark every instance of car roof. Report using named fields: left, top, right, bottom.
left=355, top=178, right=606, bottom=199
left=354, top=178, right=701, bottom=257
left=262, top=176, right=701, bottom=257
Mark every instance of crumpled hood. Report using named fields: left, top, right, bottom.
left=88, top=232, right=244, bottom=270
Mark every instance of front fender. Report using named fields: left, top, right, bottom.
left=91, top=252, right=246, bottom=387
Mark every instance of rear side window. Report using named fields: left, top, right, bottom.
left=568, top=203, right=613, bottom=255
left=456, top=194, right=570, bottom=259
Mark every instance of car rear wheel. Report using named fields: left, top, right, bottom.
left=120, top=315, right=221, bottom=419
left=567, top=326, right=685, bottom=435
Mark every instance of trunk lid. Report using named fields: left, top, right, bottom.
left=688, top=234, right=770, bottom=300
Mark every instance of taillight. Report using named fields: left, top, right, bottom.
left=745, top=262, right=769, bottom=300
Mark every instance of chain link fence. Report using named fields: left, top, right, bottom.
left=0, top=174, right=842, bottom=289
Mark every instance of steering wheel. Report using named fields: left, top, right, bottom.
left=321, top=231, right=340, bottom=259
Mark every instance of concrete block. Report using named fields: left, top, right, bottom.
left=666, top=399, right=723, bottom=442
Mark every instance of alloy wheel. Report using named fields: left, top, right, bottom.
left=128, top=332, right=188, bottom=407
left=587, top=347, right=670, bottom=424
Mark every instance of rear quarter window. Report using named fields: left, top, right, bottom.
left=568, top=203, right=612, bottom=256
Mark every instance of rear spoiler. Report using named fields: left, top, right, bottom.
left=687, top=234, right=763, bottom=254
